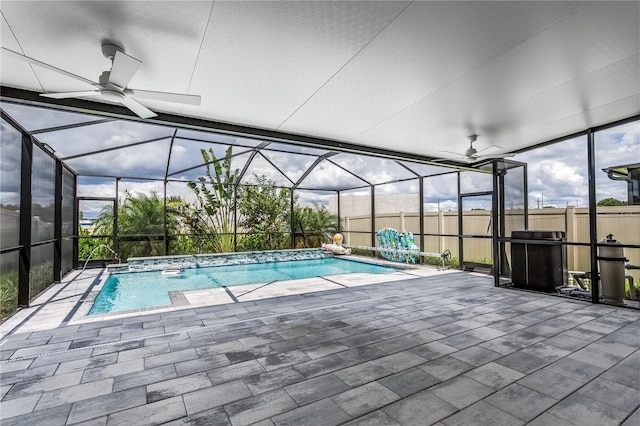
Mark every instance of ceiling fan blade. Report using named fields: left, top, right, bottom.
left=108, top=50, right=142, bottom=89
left=40, top=90, right=100, bottom=99
left=438, top=150, right=465, bottom=156
left=480, top=153, right=517, bottom=159
left=126, top=88, right=201, bottom=106
left=476, top=144, right=502, bottom=154
left=121, top=96, right=157, bottom=119
left=2, top=47, right=98, bottom=87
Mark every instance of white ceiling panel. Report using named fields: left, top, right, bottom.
left=1, top=1, right=211, bottom=101
left=353, top=1, right=640, bottom=157
left=1, top=14, right=41, bottom=91
left=1, top=1, right=638, bottom=163
left=279, top=1, right=589, bottom=140
left=181, top=1, right=408, bottom=128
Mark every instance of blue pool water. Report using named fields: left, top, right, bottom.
left=90, top=258, right=397, bottom=314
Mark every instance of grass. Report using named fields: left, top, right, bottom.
left=423, top=255, right=459, bottom=268
left=29, top=261, right=54, bottom=299
left=0, top=270, right=18, bottom=321
left=1, top=261, right=54, bottom=321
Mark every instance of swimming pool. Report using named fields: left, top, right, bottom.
left=90, top=257, right=398, bottom=314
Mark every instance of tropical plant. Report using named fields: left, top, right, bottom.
left=78, top=227, right=112, bottom=261
left=237, top=174, right=292, bottom=251
left=187, top=147, right=239, bottom=253
left=79, top=208, right=114, bottom=261
left=91, top=191, right=182, bottom=261
left=291, top=204, right=338, bottom=248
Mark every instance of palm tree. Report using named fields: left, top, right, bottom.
left=92, top=191, right=182, bottom=261
left=86, top=203, right=115, bottom=261
left=291, top=204, right=338, bottom=248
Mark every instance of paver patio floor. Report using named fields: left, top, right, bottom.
left=1, top=268, right=639, bottom=425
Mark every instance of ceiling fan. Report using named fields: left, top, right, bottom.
left=438, top=134, right=516, bottom=163
left=2, top=44, right=201, bottom=119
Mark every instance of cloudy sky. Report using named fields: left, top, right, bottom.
left=1, top=103, right=638, bottom=219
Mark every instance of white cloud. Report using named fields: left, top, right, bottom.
left=296, top=191, right=334, bottom=208
left=424, top=199, right=457, bottom=212
left=119, top=181, right=165, bottom=197
left=512, top=122, right=639, bottom=207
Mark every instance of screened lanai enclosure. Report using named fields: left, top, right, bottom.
left=1, top=95, right=639, bottom=320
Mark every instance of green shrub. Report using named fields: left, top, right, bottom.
left=625, top=279, right=640, bottom=297
left=237, top=175, right=291, bottom=252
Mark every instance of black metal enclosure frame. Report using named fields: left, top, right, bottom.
left=1, top=88, right=639, bottom=313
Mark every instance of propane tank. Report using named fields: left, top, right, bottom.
left=598, top=234, right=627, bottom=305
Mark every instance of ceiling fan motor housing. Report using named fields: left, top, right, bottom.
left=100, top=89, right=126, bottom=102
left=101, top=43, right=123, bottom=61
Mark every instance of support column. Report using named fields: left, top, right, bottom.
left=54, top=160, right=62, bottom=282
left=371, top=186, right=376, bottom=249
left=290, top=190, right=295, bottom=249
left=492, top=161, right=500, bottom=286
left=18, top=132, right=33, bottom=307
left=336, top=190, right=341, bottom=232
left=587, top=129, right=599, bottom=303
left=523, top=163, right=529, bottom=230
left=438, top=209, right=445, bottom=253
left=72, top=172, right=78, bottom=270
left=419, top=178, right=425, bottom=264
left=457, top=172, right=463, bottom=270
left=114, top=178, right=120, bottom=257
left=233, top=184, right=238, bottom=252
left=164, top=180, right=169, bottom=255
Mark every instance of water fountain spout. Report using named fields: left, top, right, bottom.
left=73, top=244, right=120, bottom=296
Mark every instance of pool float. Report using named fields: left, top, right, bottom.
left=321, top=233, right=352, bottom=255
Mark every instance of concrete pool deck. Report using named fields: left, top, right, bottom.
left=1, top=266, right=639, bottom=425
left=0, top=260, right=436, bottom=337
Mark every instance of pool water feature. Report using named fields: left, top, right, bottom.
left=90, top=257, right=398, bottom=314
